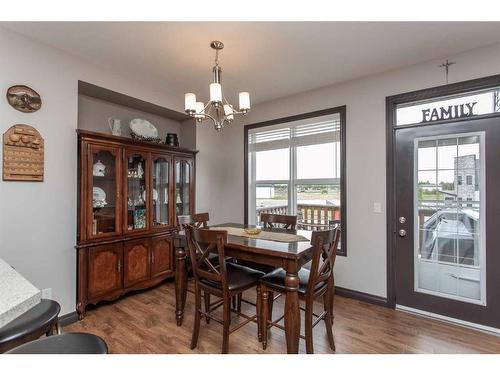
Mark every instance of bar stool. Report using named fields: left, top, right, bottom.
left=0, top=299, right=61, bottom=353
left=258, top=226, right=340, bottom=354
left=5, top=333, right=108, bottom=354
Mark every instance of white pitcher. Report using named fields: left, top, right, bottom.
left=108, top=118, right=122, bottom=136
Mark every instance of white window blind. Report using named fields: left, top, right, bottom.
left=248, top=114, right=340, bottom=152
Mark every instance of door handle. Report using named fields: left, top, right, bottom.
left=398, top=229, right=407, bottom=237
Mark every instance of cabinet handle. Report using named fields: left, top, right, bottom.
left=151, top=252, right=155, bottom=264
left=118, top=259, right=121, bottom=273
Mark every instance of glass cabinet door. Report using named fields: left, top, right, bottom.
left=152, top=154, right=171, bottom=227
left=175, top=157, right=193, bottom=218
left=125, top=150, right=149, bottom=232
left=89, top=144, right=121, bottom=238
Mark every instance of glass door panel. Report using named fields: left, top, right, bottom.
left=415, top=134, right=484, bottom=304
left=90, top=145, right=120, bottom=237
left=152, top=155, right=170, bottom=227
left=175, top=158, right=192, bottom=217
left=125, top=152, right=148, bottom=232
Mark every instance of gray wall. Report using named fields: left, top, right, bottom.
left=195, top=42, right=500, bottom=298
left=78, top=94, right=184, bottom=144
left=0, top=27, right=182, bottom=315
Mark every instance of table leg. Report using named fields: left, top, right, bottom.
left=284, top=269, right=300, bottom=354
left=175, top=246, right=188, bottom=326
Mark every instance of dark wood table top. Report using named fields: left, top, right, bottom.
left=174, top=222, right=313, bottom=260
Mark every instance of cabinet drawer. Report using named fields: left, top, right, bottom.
left=150, top=235, right=173, bottom=278
left=123, top=239, right=151, bottom=288
left=88, top=243, right=123, bottom=299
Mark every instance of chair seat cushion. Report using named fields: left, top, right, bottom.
left=200, top=263, right=264, bottom=291
left=0, top=299, right=60, bottom=352
left=260, top=268, right=325, bottom=294
left=5, top=333, right=108, bottom=354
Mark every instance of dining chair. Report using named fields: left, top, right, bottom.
left=177, top=212, right=210, bottom=229
left=260, top=213, right=297, bottom=230
left=192, top=212, right=209, bottom=228
left=177, top=213, right=217, bottom=323
left=258, top=225, right=340, bottom=354
left=185, top=225, right=265, bottom=354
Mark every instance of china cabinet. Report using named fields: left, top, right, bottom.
left=76, top=130, right=196, bottom=319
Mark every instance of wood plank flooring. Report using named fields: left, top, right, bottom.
left=65, top=281, right=500, bottom=354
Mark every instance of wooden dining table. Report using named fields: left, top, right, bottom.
left=172, top=222, right=314, bottom=354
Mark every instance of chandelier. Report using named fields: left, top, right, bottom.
left=184, top=41, right=250, bottom=132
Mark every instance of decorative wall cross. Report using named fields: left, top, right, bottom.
left=439, top=59, right=455, bottom=84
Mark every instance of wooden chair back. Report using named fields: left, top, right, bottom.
left=185, top=225, right=228, bottom=288
left=307, top=225, right=340, bottom=295
left=178, top=212, right=210, bottom=229
left=260, top=213, right=297, bottom=230
left=192, top=212, right=209, bottom=228
left=178, top=215, right=193, bottom=228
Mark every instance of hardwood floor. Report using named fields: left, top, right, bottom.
left=66, top=281, right=500, bottom=354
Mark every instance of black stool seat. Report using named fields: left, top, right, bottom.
left=0, top=299, right=60, bottom=353
left=5, top=332, right=108, bottom=354
left=200, top=263, right=264, bottom=291
left=260, top=267, right=325, bottom=294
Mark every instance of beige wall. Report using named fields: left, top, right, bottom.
left=195, top=42, right=500, bottom=298
left=0, top=26, right=182, bottom=315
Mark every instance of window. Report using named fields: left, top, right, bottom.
left=396, top=87, right=500, bottom=126
left=246, top=108, right=346, bottom=255
left=458, top=175, right=463, bottom=185
left=466, top=175, right=473, bottom=185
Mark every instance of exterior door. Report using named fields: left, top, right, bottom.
left=394, top=116, right=500, bottom=329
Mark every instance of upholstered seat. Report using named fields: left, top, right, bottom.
left=260, top=267, right=325, bottom=294
left=0, top=299, right=60, bottom=353
left=200, top=263, right=264, bottom=291
left=5, top=333, right=108, bottom=354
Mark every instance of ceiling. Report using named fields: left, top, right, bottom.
left=4, top=22, right=500, bottom=106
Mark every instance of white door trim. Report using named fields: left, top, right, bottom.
left=396, top=304, right=500, bottom=336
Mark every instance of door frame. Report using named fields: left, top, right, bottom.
left=386, top=73, right=500, bottom=308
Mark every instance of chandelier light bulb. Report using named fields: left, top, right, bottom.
left=210, top=83, right=222, bottom=103
left=195, top=102, right=205, bottom=114
left=239, top=92, right=250, bottom=111
left=184, top=93, right=196, bottom=112
left=184, top=41, right=249, bottom=131
left=223, top=104, right=234, bottom=120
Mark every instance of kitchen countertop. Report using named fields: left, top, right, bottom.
left=0, top=258, right=41, bottom=328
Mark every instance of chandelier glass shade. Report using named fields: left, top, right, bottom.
left=184, top=41, right=250, bottom=131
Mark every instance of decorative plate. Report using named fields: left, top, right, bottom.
left=129, top=118, right=158, bottom=138
left=6, top=85, right=42, bottom=113
left=93, top=187, right=107, bottom=207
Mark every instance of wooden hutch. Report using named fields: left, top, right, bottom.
left=76, top=130, right=196, bottom=318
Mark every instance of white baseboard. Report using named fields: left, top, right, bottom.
left=396, top=304, right=500, bottom=336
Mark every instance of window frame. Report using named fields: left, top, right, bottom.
left=244, top=106, right=347, bottom=256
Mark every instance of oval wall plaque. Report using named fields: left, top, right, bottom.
left=6, top=85, right=42, bottom=113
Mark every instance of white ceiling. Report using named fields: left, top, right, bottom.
left=4, top=22, right=500, bottom=105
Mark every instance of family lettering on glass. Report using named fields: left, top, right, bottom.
left=421, top=102, right=477, bottom=123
